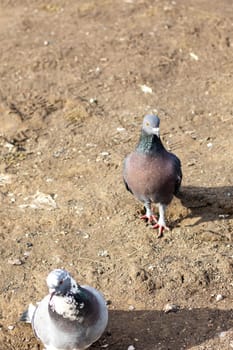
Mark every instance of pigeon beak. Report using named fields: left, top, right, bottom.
left=49, top=287, right=57, bottom=295
left=152, top=127, right=160, bottom=137
left=49, top=290, right=56, bottom=302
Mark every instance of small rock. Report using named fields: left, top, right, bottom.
left=100, top=151, right=109, bottom=157
left=128, top=346, right=135, bottom=350
left=187, top=161, right=196, bottom=166
left=76, top=230, right=89, bottom=239
left=140, top=84, right=152, bottom=94
left=189, top=52, right=199, bottom=61
left=148, top=264, right=155, bottom=271
left=19, top=191, right=57, bottom=210
left=219, top=331, right=227, bottom=338
left=23, top=251, right=31, bottom=257
left=0, top=174, right=12, bottom=186
left=163, top=303, right=180, bottom=313
left=116, top=127, right=126, bottom=132
left=86, top=143, right=97, bottom=148
left=53, top=148, right=65, bottom=158
left=89, top=97, right=97, bottom=104
left=128, top=305, right=135, bottom=311
left=98, top=250, right=109, bottom=257
left=8, top=325, right=14, bottom=330
left=216, top=294, right=224, bottom=302
left=8, top=192, right=16, bottom=203
left=8, top=258, right=23, bottom=265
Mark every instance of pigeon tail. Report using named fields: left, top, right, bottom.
left=20, top=303, right=36, bottom=323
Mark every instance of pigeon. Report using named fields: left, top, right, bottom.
left=20, top=269, right=108, bottom=350
left=123, top=114, right=182, bottom=236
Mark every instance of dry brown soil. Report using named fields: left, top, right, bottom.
left=0, top=0, right=233, bottom=349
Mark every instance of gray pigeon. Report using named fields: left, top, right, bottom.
left=21, top=269, right=108, bottom=350
left=123, top=114, right=182, bottom=236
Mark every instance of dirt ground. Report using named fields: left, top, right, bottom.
left=0, top=0, right=233, bottom=349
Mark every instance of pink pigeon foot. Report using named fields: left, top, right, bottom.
left=152, top=223, right=170, bottom=237
left=140, top=214, right=157, bottom=224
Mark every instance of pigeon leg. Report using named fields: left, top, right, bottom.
left=152, top=203, right=170, bottom=237
left=141, top=202, right=157, bottom=223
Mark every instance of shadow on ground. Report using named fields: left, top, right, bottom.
left=97, top=308, right=233, bottom=350
left=1, top=307, right=232, bottom=350
left=177, top=186, right=233, bottom=225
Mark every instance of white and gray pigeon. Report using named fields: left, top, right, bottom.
left=21, top=269, right=108, bottom=350
left=123, top=114, right=182, bottom=236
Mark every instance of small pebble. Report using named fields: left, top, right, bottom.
left=98, top=250, right=109, bottom=257
left=148, top=264, right=155, bottom=271
left=187, top=161, right=195, bottom=166
left=100, top=151, right=109, bottom=156
left=76, top=230, right=89, bottom=239
left=163, top=303, right=180, bottom=313
left=4, top=142, right=15, bottom=150
left=8, top=258, right=23, bottom=265
left=89, top=97, right=97, bottom=104
left=0, top=174, right=12, bottom=185
left=140, top=84, right=152, bottom=94
left=128, top=305, right=135, bottom=311
left=216, top=294, right=224, bottom=302
left=8, top=325, right=14, bottom=330
left=189, top=52, right=199, bottom=61
left=24, top=251, right=30, bottom=257
left=219, top=331, right=227, bottom=338
left=128, top=346, right=135, bottom=350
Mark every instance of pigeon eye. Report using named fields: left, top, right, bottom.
left=59, top=280, right=63, bottom=285
left=145, top=122, right=150, bottom=126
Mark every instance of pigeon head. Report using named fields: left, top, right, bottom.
left=142, top=114, right=160, bottom=137
left=46, top=269, right=79, bottom=295
left=136, top=114, right=164, bottom=154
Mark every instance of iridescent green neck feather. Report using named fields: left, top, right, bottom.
left=136, top=131, right=165, bottom=154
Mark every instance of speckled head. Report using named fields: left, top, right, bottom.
left=46, top=269, right=78, bottom=295
left=142, top=114, right=160, bottom=136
